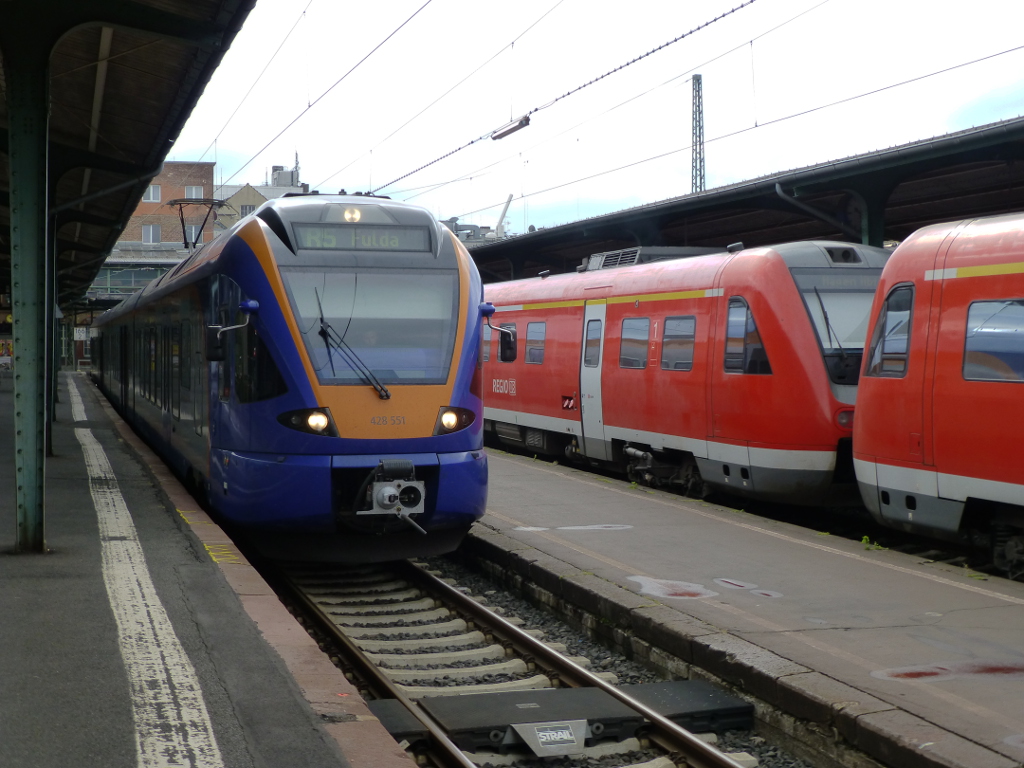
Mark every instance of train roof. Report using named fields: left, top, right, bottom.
left=486, top=240, right=890, bottom=303
left=94, top=195, right=459, bottom=327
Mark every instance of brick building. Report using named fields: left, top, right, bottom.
left=87, top=161, right=217, bottom=308
left=119, top=161, right=217, bottom=245
left=86, top=160, right=305, bottom=311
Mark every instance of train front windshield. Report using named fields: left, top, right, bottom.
left=790, top=268, right=882, bottom=384
left=281, top=268, right=460, bottom=385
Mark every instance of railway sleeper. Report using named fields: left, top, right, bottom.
left=381, top=658, right=531, bottom=683
left=398, top=674, right=553, bottom=698
left=365, top=644, right=508, bottom=667
left=317, top=596, right=437, bottom=615
left=326, top=607, right=450, bottom=626
left=353, top=631, right=488, bottom=653
left=296, top=585, right=415, bottom=606
left=335, top=617, right=468, bottom=639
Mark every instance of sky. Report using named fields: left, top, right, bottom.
left=169, top=0, right=1024, bottom=238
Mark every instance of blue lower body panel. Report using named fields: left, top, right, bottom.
left=209, top=448, right=487, bottom=557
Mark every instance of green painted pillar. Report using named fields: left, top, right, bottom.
left=7, top=47, right=50, bottom=553
left=864, top=196, right=887, bottom=248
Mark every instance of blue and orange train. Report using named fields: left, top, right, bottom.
left=93, top=194, right=489, bottom=561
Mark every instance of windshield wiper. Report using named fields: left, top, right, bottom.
left=813, top=286, right=847, bottom=359
left=315, top=289, right=391, bottom=400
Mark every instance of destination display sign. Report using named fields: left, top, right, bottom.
left=293, top=223, right=431, bottom=252
left=791, top=268, right=881, bottom=292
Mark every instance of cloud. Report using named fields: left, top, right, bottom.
left=947, top=78, right=1024, bottom=131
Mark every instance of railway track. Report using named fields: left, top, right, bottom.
left=275, top=559, right=758, bottom=768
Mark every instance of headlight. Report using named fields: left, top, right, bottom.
left=278, top=408, right=338, bottom=436
left=434, top=406, right=476, bottom=435
left=307, top=412, right=330, bottom=432
left=835, top=409, right=854, bottom=429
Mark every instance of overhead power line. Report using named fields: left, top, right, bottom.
left=397, top=0, right=834, bottom=203
left=219, top=0, right=434, bottom=189
left=372, top=0, right=761, bottom=193
left=314, top=0, right=569, bottom=191
left=452, top=41, right=1024, bottom=220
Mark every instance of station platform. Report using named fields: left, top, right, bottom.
left=466, top=450, right=1024, bottom=768
left=0, top=371, right=412, bottom=768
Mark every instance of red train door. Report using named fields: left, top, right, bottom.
left=930, top=234, right=1024, bottom=492
left=579, top=300, right=611, bottom=460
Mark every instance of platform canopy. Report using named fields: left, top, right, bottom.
left=0, top=0, right=255, bottom=552
left=470, top=116, right=1024, bottom=281
left=0, top=0, right=255, bottom=306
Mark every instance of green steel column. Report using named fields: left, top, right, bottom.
left=864, top=196, right=887, bottom=248
left=7, top=48, right=50, bottom=553
left=45, top=223, right=55, bottom=456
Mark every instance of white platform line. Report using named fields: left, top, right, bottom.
left=67, top=373, right=87, bottom=422
left=70, top=380, right=223, bottom=767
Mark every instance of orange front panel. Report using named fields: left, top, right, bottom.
left=239, top=221, right=472, bottom=440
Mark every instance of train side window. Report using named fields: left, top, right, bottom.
left=584, top=320, right=602, bottom=367
left=620, top=318, right=650, bottom=369
left=171, top=324, right=181, bottom=419
left=724, top=298, right=772, bottom=374
left=149, top=327, right=158, bottom=402
left=180, top=322, right=191, bottom=390
left=865, top=284, right=913, bottom=377
left=526, top=322, right=546, bottom=364
left=482, top=323, right=491, bottom=363
left=662, top=315, right=696, bottom=371
left=498, top=323, right=517, bottom=363
left=235, top=324, right=289, bottom=403
left=963, top=299, right=1024, bottom=382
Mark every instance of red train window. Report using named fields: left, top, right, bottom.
left=499, top=323, right=517, bottom=363
left=662, top=316, right=695, bottom=371
left=526, top=322, right=546, bottom=364
left=584, top=320, right=602, bottom=367
left=963, top=300, right=1024, bottom=382
left=865, top=285, right=913, bottom=377
left=620, top=318, right=650, bottom=369
left=725, top=299, right=771, bottom=374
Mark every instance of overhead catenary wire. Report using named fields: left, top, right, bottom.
left=450, top=41, right=1024, bottom=221
left=371, top=0, right=762, bottom=194
left=123, top=2, right=316, bottom=237
left=218, top=0, right=435, bottom=190
left=314, top=0, right=570, bottom=192
left=395, top=0, right=835, bottom=203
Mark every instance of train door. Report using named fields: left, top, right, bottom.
left=930, top=229, right=1024, bottom=505
left=704, top=292, right=758, bottom=489
left=192, top=322, right=206, bottom=438
left=119, top=324, right=128, bottom=406
left=579, top=301, right=611, bottom=460
left=208, top=275, right=251, bottom=452
left=861, top=267, right=941, bottom=528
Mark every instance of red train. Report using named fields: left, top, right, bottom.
left=482, top=241, right=890, bottom=505
left=854, top=212, right=1024, bottom=578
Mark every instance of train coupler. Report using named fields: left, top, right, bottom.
left=357, top=460, right=428, bottom=535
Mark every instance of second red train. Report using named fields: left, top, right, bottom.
left=481, top=241, right=890, bottom=506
